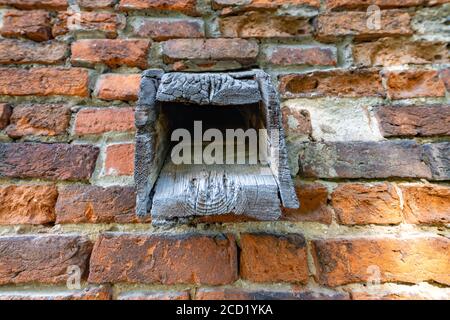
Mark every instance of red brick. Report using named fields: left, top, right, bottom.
left=401, top=184, right=450, bottom=226
left=351, top=291, right=430, bottom=300
left=75, top=107, right=135, bottom=136
left=0, top=103, right=12, bottom=130
left=331, top=183, right=402, bottom=225
left=0, top=0, right=67, bottom=10
left=78, top=0, right=115, bottom=9
left=315, top=11, right=412, bottom=42
left=312, top=236, right=450, bottom=287
left=0, top=67, right=89, bottom=97
left=353, top=38, right=448, bottom=67
left=132, top=18, right=204, bottom=41
left=0, top=235, right=92, bottom=285
left=53, top=12, right=125, bottom=39
left=440, top=68, right=450, bottom=91
left=298, top=141, right=432, bottom=179
left=376, top=105, right=450, bottom=137
left=118, top=291, right=190, bottom=300
left=6, top=104, right=71, bottom=138
left=118, top=0, right=198, bottom=15
left=89, top=233, right=238, bottom=285
left=279, top=70, right=384, bottom=98
left=325, top=0, right=424, bottom=10
left=282, top=106, right=312, bottom=138
left=0, top=185, right=57, bottom=225
left=267, top=46, right=336, bottom=66
left=219, top=12, right=312, bottom=38
left=282, top=183, right=333, bottom=224
left=0, top=286, right=111, bottom=300
left=385, top=70, right=446, bottom=99
left=55, top=185, right=143, bottom=224
left=105, top=143, right=135, bottom=176
left=213, top=0, right=321, bottom=11
left=240, top=233, right=308, bottom=284
left=161, top=38, right=259, bottom=66
left=0, top=143, right=99, bottom=181
left=71, top=39, right=150, bottom=69
left=1, top=10, right=52, bottom=42
left=94, top=74, right=140, bottom=101
left=196, top=288, right=348, bottom=300
left=0, top=39, right=67, bottom=65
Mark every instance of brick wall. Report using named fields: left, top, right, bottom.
left=0, top=0, right=449, bottom=300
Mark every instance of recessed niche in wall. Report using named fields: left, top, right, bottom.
left=135, top=69, right=299, bottom=225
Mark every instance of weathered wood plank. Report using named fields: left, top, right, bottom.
left=157, top=72, right=262, bottom=105
left=151, top=161, right=281, bottom=224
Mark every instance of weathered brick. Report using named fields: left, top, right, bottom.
left=332, top=183, right=402, bottom=225
left=423, top=143, right=450, bottom=180
left=53, top=12, right=125, bottom=39
left=74, top=107, right=135, bottom=136
left=312, top=237, right=450, bottom=286
left=0, top=103, right=12, bottom=130
left=279, top=70, right=384, bottom=98
left=219, top=12, right=312, bottom=38
left=0, top=67, right=89, bottom=97
left=0, top=39, right=67, bottom=65
left=282, top=106, right=312, bottom=138
left=55, top=185, right=142, bottom=224
left=240, top=233, right=308, bottom=284
left=298, top=141, right=432, bottom=179
left=6, top=104, right=71, bottom=138
left=0, top=235, right=92, bottom=285
left=196, top=288, right=348, bottom=300
left=213, top=0, right=321, bottom=11
left=351, top=291, right=431, bottom=300
left=105, top=143, right=135, bottom=176
left=0, top=286, right=111, bottom=300
left=315, top=11, right=412, bottom=41
left=325, top=0, right=424, bottom=10
left=118, top=0, right=198, bottom=15
left=385, top=70, right=446, bottom=99
left=118, top=291, right=190, bottom=300
left=267, top=46, right=337, bottom=66
left=132, top=18, right=204, bottom=41
left=0, top=0, right=67, bottom=10
left=71, top=39, right=150, bottom=69
left=401, top=184, right=450, bottom=226
left=282, top=183, right=333, bottom=224
left=353, top=38, right=448, bottom=67
left=78, top=0, right=115, bottom=9
left=440, top=68, right=450, bottom=91
left=0, top=143, right=99, bottom=181
left=1, top=10, right=52, bottom=42
left=161, top=39, right=259, bottom=67
left=94, top=74, right=140, bottom=101
left=89, top=233, right=238, bottom=285
left=0, top=185, right=57, bottom=225
left=376, top=105, right=450, bottom=137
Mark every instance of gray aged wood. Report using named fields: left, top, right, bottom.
left=151, top=161, right=281, bottom=224
left=135, top=69, right=299, bottom=224
left=157, top=72, right=261, bottom=105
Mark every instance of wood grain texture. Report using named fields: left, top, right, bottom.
left=151, top=161, right=281, bottom=224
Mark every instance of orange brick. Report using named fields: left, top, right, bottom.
left=312, top=237, right=450, bottom=287
left=1, top=10, right=52, bottom=42
left=331, top=183, right=402, bottom=225
left=0, top=68, right=89, bottom=97
left=71, top=39, right=150, bottom=69
left=94, top=74, right=140, bottom=101
left=385, top=70, right=446, bottom=99
left=105, top=143, right=135, bottom=176
left=240, top=233, right=308, bottom=284
left=75, top=108, right=135, bottom=136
